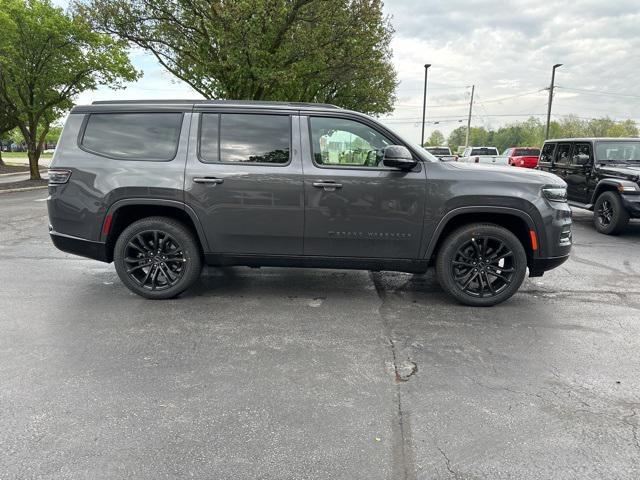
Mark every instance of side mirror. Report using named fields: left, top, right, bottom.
left=574, top=153, right=590, bottom=165
left=383, top=145, right=417, bottom=170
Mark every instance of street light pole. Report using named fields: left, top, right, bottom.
left=464, top=85, right=475, bottom=149
left=421, top=64, right=431, bottom=146
left=545, top=63, right=562, bottom=139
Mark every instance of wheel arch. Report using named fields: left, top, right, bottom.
left=425, top=207, right=538, bottom=265
left=102, top=199, right=209, bottom=262
left=590, top=179, right=627, bottom=205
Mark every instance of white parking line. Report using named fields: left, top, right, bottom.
left=34, top=197, right=48, bottom=202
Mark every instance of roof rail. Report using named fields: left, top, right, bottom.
left=92, top=99, right=341, bottom=109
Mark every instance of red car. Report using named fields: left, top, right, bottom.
left=503, top=147, right=541, bottom=168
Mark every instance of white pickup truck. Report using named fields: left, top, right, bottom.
left=458, top=146, right=508, bottom=165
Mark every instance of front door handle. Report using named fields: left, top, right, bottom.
left=313, top=181, right=343, bottom=191
left=193, top=177, right=224, bottom=185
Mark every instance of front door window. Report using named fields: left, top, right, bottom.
left=309, top=117, right=393, bottom=168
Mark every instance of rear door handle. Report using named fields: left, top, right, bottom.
left=193, top=177, right=224, bottom=185
left=313, top=181, right=343, bottom=191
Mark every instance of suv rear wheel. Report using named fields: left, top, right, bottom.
left=436, top=223, right=527, bottom=306
left=114, top=216, right=202, bottom=299
left=593, top=191, right=629, bottom=235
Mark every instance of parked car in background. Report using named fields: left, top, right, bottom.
left=47, top=100, right=572, bottom=306
left=424, top=146, right=457, bottom=162
left=458, top=146, right=507, bottom=165
left=503, top=147, right=541, bottom=168
left=538, top=137, right=640, bottom=235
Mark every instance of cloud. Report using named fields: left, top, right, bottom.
left=71, top=0, right=640, bottom=143
left=382, top=0, right=640, bottom=141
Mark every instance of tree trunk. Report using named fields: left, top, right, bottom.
left=0, top=146, right=4, bottom=167
left=28, top=146, right=41, bottom=180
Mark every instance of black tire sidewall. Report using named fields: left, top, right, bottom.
left=593, top=191, right=629, bottom=235
left=114, top=217, right=202, bottom=299
left=436, top=224, right=528, bottom=307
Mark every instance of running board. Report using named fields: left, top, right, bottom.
left=568, top=200, right=593, bottom=210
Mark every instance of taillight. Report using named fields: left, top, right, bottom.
left=48, top=169, right=71, bottom=185
left=474, top=156, right=480, bottom=163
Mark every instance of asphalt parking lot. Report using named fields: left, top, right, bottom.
left=1, top=189, right=639, bottom=479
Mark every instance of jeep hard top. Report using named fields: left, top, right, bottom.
left=538, top=138, right=640, bottom=234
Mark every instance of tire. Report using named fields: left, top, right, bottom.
left=114, top=216, right=202, bottom=299
left=593, top=191, right=630, bottom=235
left=436, top=223, right=527, bottom=307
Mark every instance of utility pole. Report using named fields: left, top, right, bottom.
left=464, top=85, right=475, bottom=149
left=421, top=64, right=431, bottom=146
left=545, top=63, right=562, bottom=139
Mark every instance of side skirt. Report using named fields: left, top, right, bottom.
left=204, top=253, right=430, bottom=274
left=568, top=200, right=593, bottom=210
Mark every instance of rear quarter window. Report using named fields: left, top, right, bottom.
left=80, top=112, right=183, bottom=161
left=514, top=148, right=540, bottom=156
left=470, top=148, right=498, bottom=156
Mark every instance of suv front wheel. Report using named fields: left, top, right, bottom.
left=593, top=191, right=629, bottom=235
left=436, top=223, right=527, bottom=306
left=114, top=216, right=202, bottom=299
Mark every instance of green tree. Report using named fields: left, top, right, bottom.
left=447, top=126, right=467, bottom=152
left=78, top=0, right=397, bottom=115
left=0, top=100, right=18, bottom=166
left=0, top=0, right=139, bottom=180
left=425, top=130, right=445, bottom=147
left=606, top=119, right=638, bottom=137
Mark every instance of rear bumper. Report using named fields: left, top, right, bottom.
left=50, top=229, right=109, bottom=263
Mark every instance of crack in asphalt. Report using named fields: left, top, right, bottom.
left=436, top=444, right=461, bottom=479
left=622, top=409, right=640, bottom=452
left=370, top=271, right=417, bottom=480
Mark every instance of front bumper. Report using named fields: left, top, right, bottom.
left=529, top=254, right=570, bottom=277
left=50, top=229, right=109, bottom=263
left=621, top=193, right=640, bottom=218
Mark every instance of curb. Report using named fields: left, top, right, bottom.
left=0, top=169, right=48, bottom=178
left=0, top=186, right=48, bottom=194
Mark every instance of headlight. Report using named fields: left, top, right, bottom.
left=618, top=183, right=639, bottom=193
left=542, top=185, right=567, bottom=202
left=48, top=169, right=72, bottom=185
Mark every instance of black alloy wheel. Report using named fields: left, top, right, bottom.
left=593, top=191, right=630, bottom=235
left=596, top=199, right=613, bottom=228
left=114, top=217, right=202, bottom=299
left=451, top=235, right=516, bottom=298
left=123, top=230, right=186, bottom=291
left=436, top=223, right=527, bottom=306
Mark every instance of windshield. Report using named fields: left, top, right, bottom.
left=595, top=141, right=640, bottom=162
left=513, top=148, right=540, bottom=156
left=470, top=148, right=498, bottom=156
left=425, top=148, right=451, bottom=156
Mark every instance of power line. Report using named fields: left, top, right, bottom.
left=380, top=112, right=639, bottom=125
left=556, top=86, right=640, bottom=99
left=394, top=89, right=545, bottom=110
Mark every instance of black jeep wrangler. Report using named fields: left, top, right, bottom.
left=538, top=138, right=640, bottom=234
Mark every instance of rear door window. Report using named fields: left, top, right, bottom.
left=198, top=113, right=290, bottom=164
left=81, top=112, right=183, bottom=161
left=555, top=144, right=572, bottom=164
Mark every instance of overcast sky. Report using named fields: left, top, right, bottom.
left=60, top=0, right=640, bottom=143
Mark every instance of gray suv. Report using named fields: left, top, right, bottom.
left=47, top=100, right=572, bottom=306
